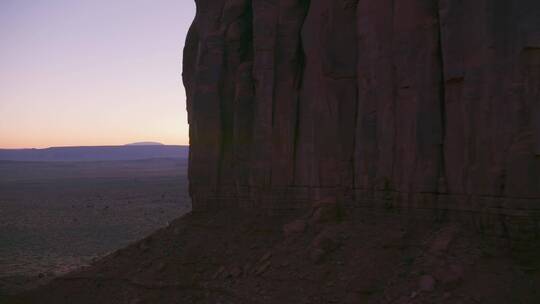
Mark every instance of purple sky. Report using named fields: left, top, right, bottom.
left=0, top=0, right=195, bottom=148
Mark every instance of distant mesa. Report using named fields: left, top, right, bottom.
left=0, top=145, right=188, bottom=162
left=125, top=142, right=164, bottom=146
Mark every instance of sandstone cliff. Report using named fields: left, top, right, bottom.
left=183, top=0, right=540, bottom=224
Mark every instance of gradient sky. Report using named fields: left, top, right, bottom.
left=0, top=0, right=195, bottom=148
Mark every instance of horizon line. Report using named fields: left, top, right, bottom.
left=0, top=144, right=190, bottom=150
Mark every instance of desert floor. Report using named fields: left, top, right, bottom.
left=0, top=159, right=190, bottom=295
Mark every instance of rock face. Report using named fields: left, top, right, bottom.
left=183, top=0, right=540, bottom=221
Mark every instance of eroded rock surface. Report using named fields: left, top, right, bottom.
left=184, top=0, right=540, bottom=226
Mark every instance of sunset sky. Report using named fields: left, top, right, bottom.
left=0, top=0, right=195, bottom=149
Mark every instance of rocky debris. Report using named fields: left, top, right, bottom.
left=138, top=241, right=150, bottom=252
left=254, top=261, right=271, bottom=276
left=310, top=228, right=342, bottom=263
left=11, top=210, right=540, bottom=304
left=418, top=274, right=436, bottom=292
left=213, top=266, right=226, bottom=280
left=173, top=227, right=183, bottom=235
left=310, top=200, right=343, bottom=224
left=250, top=252, right=274, bottom=276
left=242, top=262, right=253, bottom=274
left=227, top=267, right=243, bottom=279
left=344, top=292, right=361, bottom=304
left=283, top=220, right=307, bottom=238
left=258, top=252, right=272, bottom=264
left=429, top=225, right=458, bottom=256
left=433, top=264, right=464, bottom=287
left=129, top=298, right=141, bottom=304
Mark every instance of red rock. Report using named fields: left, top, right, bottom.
left=259, top=252, right=272, bottom=264
left=213, top=266, right=225, bottom=279
left=230, top=266, right=243, bottom=278
left=183, top=0, right=540, bottom=225
left=344, top=292, right=361, bottom=304
left=429, top=225, right=458, bottom=255
left=310, top=228, right=342, bottom=263
left=283, top=219, right=307, bottom=237
left=435, top=264, right=465, bottom=286
left=255, top=261, right=271, bottom=276
left=419, top=274, right=436, bottom=292
left=311, top=202, right=342, bottom=224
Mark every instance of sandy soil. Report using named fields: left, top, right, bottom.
left=0, top=159, right=191, bottom=296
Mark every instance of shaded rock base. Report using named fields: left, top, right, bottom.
left=11, top=205, right=540, bottom=304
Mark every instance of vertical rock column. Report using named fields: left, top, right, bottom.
left=295, top=0, right=358, bottom=201
left=439, top=0, right=540, bottom=204
left=354, top=0, right=444, bottom=202
left=183, top=1, right=225, bottom=210
left=183, top=0, right=253, bottom=210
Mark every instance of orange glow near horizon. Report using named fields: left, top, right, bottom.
left=1, top=135, right=190, bottom=150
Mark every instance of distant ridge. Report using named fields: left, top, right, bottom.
left=0, top=145, right=189, bottom=162
left=125, top=142, right=164, bottom=146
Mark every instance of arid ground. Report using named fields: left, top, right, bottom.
left=0, top=158, right=190, bottom=296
